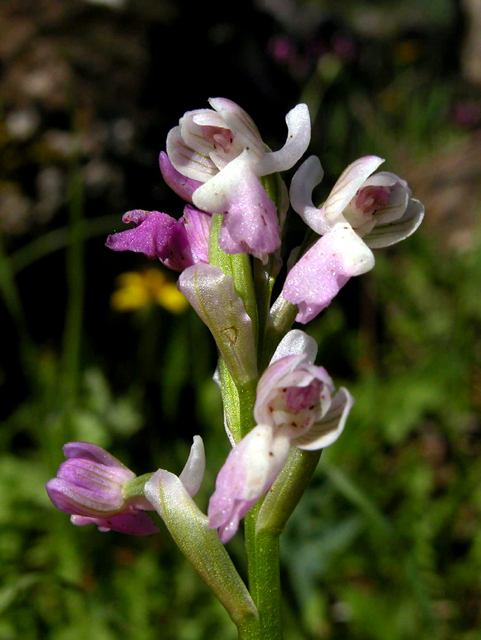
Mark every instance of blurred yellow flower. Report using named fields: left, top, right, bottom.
left=111, top=269, right=189, bottom=314
left=394, top=40, right=422, bottom=65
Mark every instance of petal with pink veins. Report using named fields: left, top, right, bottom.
left=321, top=156, right=385, bottom=226
left=166, top=126, right=218, bottom=183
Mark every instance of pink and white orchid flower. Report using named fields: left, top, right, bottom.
left=208, top=330, right=353, bottom=543
left=284, top=155, right=425, bottom=323
left=166, top=98, right=311, bottom=258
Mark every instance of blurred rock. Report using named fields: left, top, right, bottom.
left=36, top=166, right=65, bottom=221
left=462, top=0, right=481, bottom=85
left=0, top=185, right=32, bottom=235
left=5, top=107, right=41, bottom=141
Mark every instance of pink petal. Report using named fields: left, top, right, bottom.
left=208, top=425, right=291, bottom=543
left=254, top=354, right=334, bottom=427
left=106, top=212, right=194, bottom=271
left=283, top=223, right=375, bottom=323
left=218, top=186, right=281, bottom=256
left=182, top=205, right=211, bottom=265
left=193, top=153, right=281, bottom=255
left=122, top=209, right=151, bottom=225
left=63, top=441, right=129, bottom=469
left=46, top=478, right=123, bottom=516
left=57, top=457, right=133, bottom=491
left=71, top=512, right=159, bottom=536
left=159, top=151, right=203, bottom=204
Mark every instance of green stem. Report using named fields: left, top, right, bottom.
left=253, top=530, right=282, bottom=639
left=237, top=616, right=262, bottom=640
left=0, top=233, right=36, bottom=384
left=260, top=295, right=298, bottom=371
left=123, top=473, right=155, bottom=500
left=246, top=450, right=322, bottom=640
left=260, top=226, right=318, bottom=369
left=243, top=503, right=261, bottom=606
left=9, top=214, right=120, bottom=274
left=62, top=165, right=85, bottom=418
left=237, top=388, right=283, bottom=639
left=209, top=213, right=258, bottom=345
left=257, top=448, right=322, bottom=535
left=253, top=258, right=275, bottom=367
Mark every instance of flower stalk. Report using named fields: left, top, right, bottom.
left=45, top=95, right=426, bottom=640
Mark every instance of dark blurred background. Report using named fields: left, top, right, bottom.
left=1, top=0, right=481, bottom=638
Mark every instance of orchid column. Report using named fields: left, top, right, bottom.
left=46, top=96, right=424, bottom=640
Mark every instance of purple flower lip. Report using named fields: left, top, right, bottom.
left=106, top=205, right=211, bottom=273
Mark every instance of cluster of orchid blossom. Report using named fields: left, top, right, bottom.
left=47, top=98, right=423, bottom=590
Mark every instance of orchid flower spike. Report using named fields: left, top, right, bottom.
left=106, top=206, right=211, bottom=272
left=46, top=442, right=159, bottom=535
left=208, top=330, right=353, bottom=543
left=284, top=155, right=425, bottom=323
left=165, top=98, right=311, bottom=257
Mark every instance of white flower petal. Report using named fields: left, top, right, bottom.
left=364, top=198, right=425, bottom=248
left=166, top=126, right=218, bottom=182
left=271, top=329, right=318, bottom=365
left=322, top=156, right=385, bottom=225
left=293, top=387, right=353, bottom=450
left=209, top=97, right=265, bottom=161
left=192, top=151, right=251, bottom=213
left=363, top=171, right=411, bottom=194
left=179, top=436, right=206, bottom=497
left=180, top=110, right=218, bottom=156
left=289, top=155, right=330, bottom=234
left=192, top=110, right=229, bottom=128
left=374, top=184, right=410, bottom=225
left=256, top=103, right=311, bottom=175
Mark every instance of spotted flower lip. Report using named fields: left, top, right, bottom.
left=284, top=154, right=425, bottom=323
left=289, top=154, right=424, bottom=248
left=46, top=442, right=159, bottom=536
left=208, top=330, right=353, bottom=543
left=283, top=221, right=375, bottom=324
left=165, top=97, right=311, bottom=257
